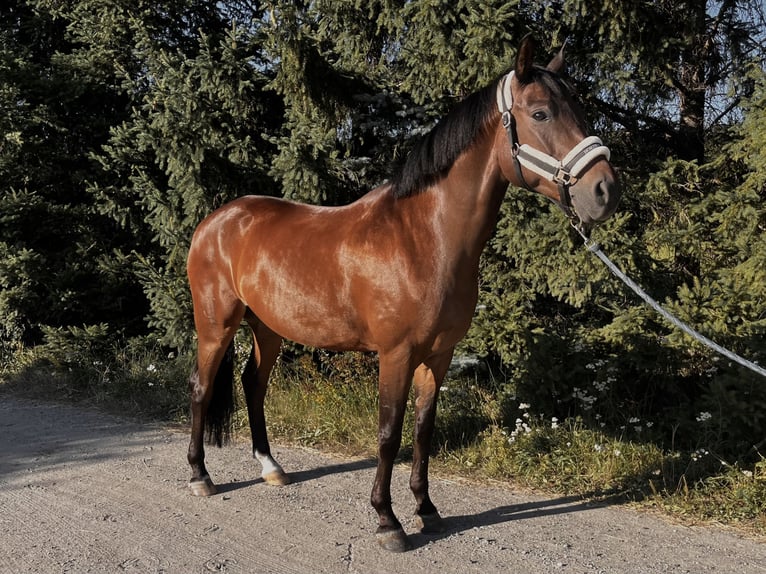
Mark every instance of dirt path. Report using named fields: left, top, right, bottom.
left=0, top=395, right=764, bottom=574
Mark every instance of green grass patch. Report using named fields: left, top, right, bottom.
left=0, top=329, right=192, bottom=423
left=262, top=353, right=382, bottom=455
left=647, top=459, right=766, bottom=532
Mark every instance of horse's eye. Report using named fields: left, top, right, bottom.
left=532, top=110, right=549, bottom=122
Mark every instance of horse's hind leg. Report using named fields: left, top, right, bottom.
left=242, top=313, right=289, bottom=486
left=187, top=297, right=245, bottom=497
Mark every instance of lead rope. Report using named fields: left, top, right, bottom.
left=574, top=225, right=766, bottom=378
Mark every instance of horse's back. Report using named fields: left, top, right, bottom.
left=193, top=188, right=392, bottom=243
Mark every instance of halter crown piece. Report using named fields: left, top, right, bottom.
left=496, top=72, right=611, bottom=224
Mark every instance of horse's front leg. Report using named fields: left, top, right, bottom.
left=371, top=352, right=415, bottom=552
left=410, top=350, right=453, bottom=534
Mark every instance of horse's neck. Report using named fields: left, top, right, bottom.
left=430, top=134, right=508, bottom=262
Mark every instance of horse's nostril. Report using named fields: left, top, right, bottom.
left=596, top=178, right=619, bottom=207
left=596, top=180, right=609, bottom=205
left=596, top=180, right=609, bottom=206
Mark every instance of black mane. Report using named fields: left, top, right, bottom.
left=390, top=81, right=499, bottom=198
left=390, top=66, right=576, bottom=198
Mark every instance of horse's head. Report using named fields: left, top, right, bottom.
left=496, top=35, right=620, bottom=232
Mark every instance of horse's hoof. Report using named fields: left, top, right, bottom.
left=189, top=476, right=217, bottom=496
left=262, top=469, right=291, bottom=486
left=376, top=528, right=411, bottom=553
left=415, top=512, right=446, bottom=534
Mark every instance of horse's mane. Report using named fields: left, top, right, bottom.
left=390, top=66, right=575, bottom=198
left=390, top=81, right=499, bottom=198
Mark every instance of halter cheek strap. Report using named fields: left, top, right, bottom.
left=496, top=72, right=611, bottom=222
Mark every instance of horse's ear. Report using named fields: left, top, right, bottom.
left=515, top=34, right=537, bottom=83
left=547, top=40, right=567, bottom=74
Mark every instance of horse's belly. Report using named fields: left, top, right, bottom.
left=243, top=287, right=374, bottom=351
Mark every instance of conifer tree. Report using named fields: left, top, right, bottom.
left=0, top=0, right=142, bottom=345
left=85, top=3, right=282, bottom=349
left=264, top=0, right=409, bottom=205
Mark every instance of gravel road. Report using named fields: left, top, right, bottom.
left=0, top=395, right=764, bottom=573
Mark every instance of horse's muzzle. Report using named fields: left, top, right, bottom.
left=572, top=172, right=621, bottom=227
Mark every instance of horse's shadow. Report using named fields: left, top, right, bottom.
left=407, top=494, right=616, bottom=550
left=214, top=457, right=378, bottom=494
left=215, top=457, right=617, bottom=548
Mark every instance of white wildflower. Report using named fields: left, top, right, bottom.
left=690, top=448, right=709, bottom=462
left=696, top=411, right=712, bottom=423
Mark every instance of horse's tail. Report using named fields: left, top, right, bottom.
left=205, top=341, right=236, bottom=448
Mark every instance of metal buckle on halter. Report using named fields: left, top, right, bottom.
left=501, top=110, right=513, bottom=129
left=553, top=167, right=576, bottom=187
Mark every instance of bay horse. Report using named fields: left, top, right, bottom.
left=185, top=35, right=620, bottom=552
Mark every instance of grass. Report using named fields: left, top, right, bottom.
left=261, top=353, right=381, bottom=454
left=0, top=335, right=192, bottom=423
left=2, top=339, right=764, bottom=538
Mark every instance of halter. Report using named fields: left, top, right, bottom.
left=496, top=72, right=611, bottom=227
